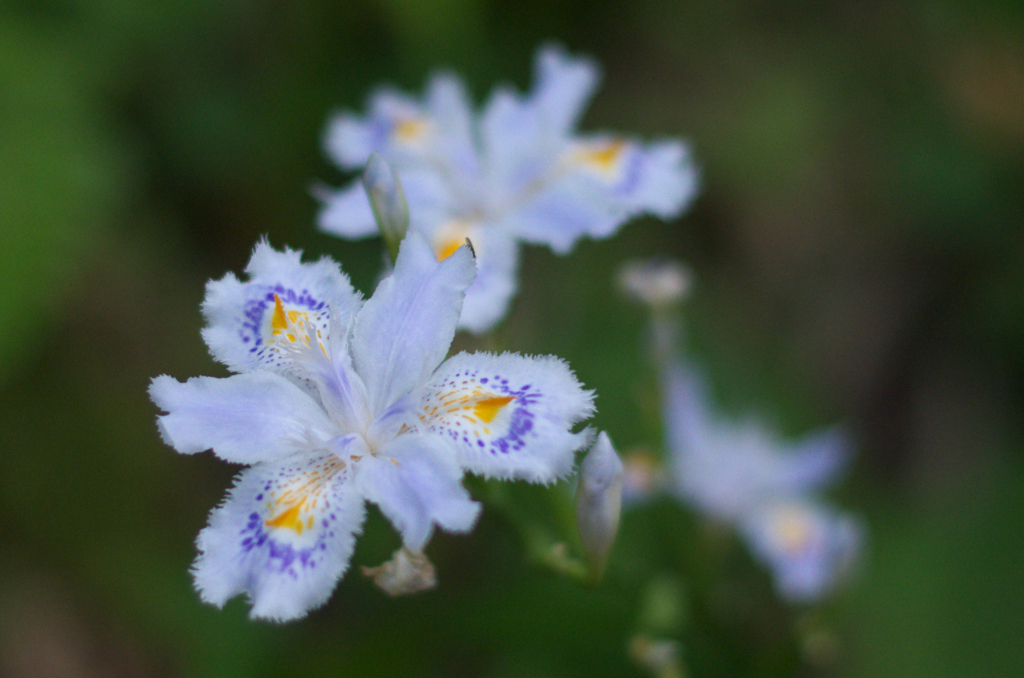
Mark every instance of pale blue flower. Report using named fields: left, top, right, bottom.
left=150, top=232, right=594, bottom=620
left=317, top=44, right=700, bottom=333
left=662, top=362, right=862, bottom=601
left=739, top=499, right=863, bottom=602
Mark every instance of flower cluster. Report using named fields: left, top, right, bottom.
left=151, top=233, right=594, bottom=620
left=317, top=44, right=699, bottom=333
left=151, top=43, right=865, bottom=626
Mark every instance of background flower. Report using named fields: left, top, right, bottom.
left=317, top=44, right=699, bottom=333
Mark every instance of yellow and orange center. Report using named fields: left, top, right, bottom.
left=579, top=139, right=626, bottom=171
left=435, top=238, right=464, bottom=262
left=394, top=118, right=428, bottom=142
left=264, top=457, right=346, bottom=535
left=269, top=294, right=311, bottom=343
left=421, top=389, right=516, bottom=436
left=432, top=220, right=476, bottom=262
left=773, top=509, right=814, bottom=555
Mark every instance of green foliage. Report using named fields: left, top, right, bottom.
left=1, top=0, right=1023, bottom=676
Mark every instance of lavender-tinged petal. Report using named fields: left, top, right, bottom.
left=455, top=228, right=519, bottom=334
left=480, top=88, right=550, bottom=207
left=323, top=87, right=428, bottom=170
left=201, top=241, right=361, bottom=378
left=508, top=138, right=699, bottom=254
left=150, top=373, right=339, bottom=464
left=531, top=44, right=601, bottom=139
left=421, top=351, right=595, bottom=483
left=773, top=426, right=852, bottom=494
left=193, top=451, right=365, bottom=621
left=424, top=72, right=480, bottom=184
left=316, top=180, right=379, bottom=240
left=357, top=433, right=479, bottom=551
left=351, top=231, right=476, bottom=415
left=739, top=501, right=864, bottom=603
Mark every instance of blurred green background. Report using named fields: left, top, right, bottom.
left=2, top=0, right=1023, bottom=676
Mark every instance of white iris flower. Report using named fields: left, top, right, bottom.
left=150, top=232, right=594, bottom=621
left=662, top=362, right=862, bottom=602
left=317, top=44, right=700, bottom=333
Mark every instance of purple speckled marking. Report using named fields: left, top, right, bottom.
left=426, top=368, right=541, bottom=456
left=233, top=454, right=350, bottom=582
left=238, top=508, right=329, bottom=580
left=240, top=284, right=328, bottom=355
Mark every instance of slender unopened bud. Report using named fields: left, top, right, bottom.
left=576, top=431, right=624, bottom=583
left=361, top=546, right=436, bottom=596
left=362, top=152, right=409, bottom=264
left=617, top=259, right=693, bottom=366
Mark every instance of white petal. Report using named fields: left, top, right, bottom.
left=500, top=182, right=619, bottom=255
left=531, top=44, right=601, bottom=138
left=739, top=501, right=864, bottom=602
left=424, top=72, right=480, bottom=184
left=617, top=139, right=700, bottom=219
left=478, top=45, right=599, bottom=198
left=448, top=227, right=519, bottom=335
left=307, top=320, right=372, bottom=434
left=323, top=88, right=428, bottom=170
left=508, top=138, right=700, bottom=254
left=401, top=169, right=459, bottom=232
left=201, top=241, right=361, bottom=378
left=476, top=45, right=598, bottom=217
left=357, top=433, right=480, bottom=550
left=323, top=74, right=479, bottom=188
left=351, top=231, right=476, bottom=415
left=662, top=362, right=764, bottom=517
left=420, top=351, right=596, bottom=483
left=192, top=450, right=365, bottom=621
left=480, top=89, right=549, bottom=208
left=316, top=180, right=379, bottom=239
left=661, top=362, right=719, bottom=482
left=150, top=373, right=338, bottom=464
left=323, top=110, right=376, bottom=171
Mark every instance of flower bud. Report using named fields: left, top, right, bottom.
left=361, top=152, right=409, bottom=264
left=575, top=431, right=624, bottom=582
left=617, top=259, right=693, bottom=366
left=617, top=258, right=692, bottom=310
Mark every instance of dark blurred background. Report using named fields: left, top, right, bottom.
left=2, top=1, right=1023, bottom=676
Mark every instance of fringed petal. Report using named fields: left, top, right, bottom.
left=192, top=449, right=365, bottom=621
left=420, top=351, right=595, bottom=483
left=201, top=241, right=361, bottom=380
